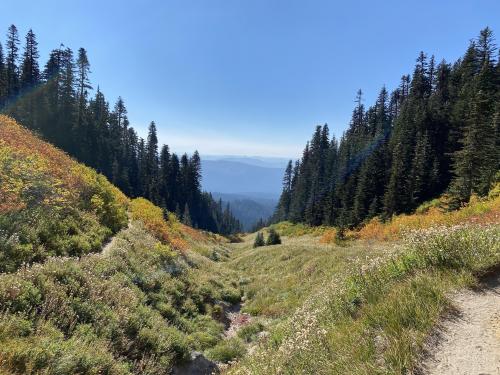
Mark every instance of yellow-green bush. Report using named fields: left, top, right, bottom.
left=0, top=116, right=128, bottom=272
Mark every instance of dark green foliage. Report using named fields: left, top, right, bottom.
left=0, top=25, right=241, bottom=235
left=253, top=232, right=265, bottom=248
left=274, top=28, right=499, bottom=228
left=266, top=228, right=281, bottom=245
left=0, top=208, right=111, bottom=273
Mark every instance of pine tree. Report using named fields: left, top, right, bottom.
left=75, top=48, right=91, bottom=158
left=159, top=144, right=171, bottom=207
left=449, top=28, right=498, bottom=203
left=20, top=29, right=40, bottom=90
left=5, top=25, right=20, bottom=100
left=266, top=228, right=281, bottom=245
left=16, top=29, right=41, bottom=130
left=0, top=42, right=6, bottom=107
left=253, top=232, right=265, bottom=248
left=274, top=160, right=293, bottom=221
left=58, top=47, right=76, bottom=151
left=145, top=121, right=160, bottom=202
left=182, top=203, right=192, bottom=226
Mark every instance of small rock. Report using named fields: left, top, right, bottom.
left=171, top=352, right=219, bottom=375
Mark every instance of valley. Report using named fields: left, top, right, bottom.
left=0, top=115, right=499, bottom=374
left=0, top=7, right=499, bottom=375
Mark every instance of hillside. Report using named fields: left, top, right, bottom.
left=0, top=115, right=128, bottom=272
left=0, top=26, right=241, bottom=235
left=0, top=116, right=241, bottom=373
left=223, top=192, right=500, bottom=374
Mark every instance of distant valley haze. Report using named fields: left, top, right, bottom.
left=200, top=156, right=286, bottom=196
left=200, top=155, right=285, bottom=229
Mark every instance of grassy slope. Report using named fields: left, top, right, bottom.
left=224, top=192, right=500, bottom=374
left=0, top=117, right=240, bottom=374
left=229, top=234, right=394, bottom=318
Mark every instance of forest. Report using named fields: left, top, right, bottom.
left=0, top=25, right=241, bottom=234
left=274, top=28, right=499, bottom=230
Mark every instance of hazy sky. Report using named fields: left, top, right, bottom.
left=2, top=1, right=499, bottom=157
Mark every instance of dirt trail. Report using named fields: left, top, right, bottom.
left=101, top=219, right=131, bottom=256
left=422, top=272, right=500, bottom=375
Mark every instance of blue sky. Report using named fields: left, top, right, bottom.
left=2, top=0, right=499, bottom=157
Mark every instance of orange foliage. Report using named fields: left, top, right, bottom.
left=319, top=229, right=337, bottom=244
left=0, top=115, right=128, bottom=218
left=180, top=222, right=213, bottom=243
left=355, top=194, right=500, bottom=241
left=129, top=198, right=188, bottom=251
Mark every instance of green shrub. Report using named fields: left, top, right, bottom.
left=206, top=337, right=246, bottom=363
left=0, top=223, right=238, bottom=373
left=266, top=229, right=281, bottom=245
left=253, top=232, right=265, bottom=248
left=237, top=321, right=264, bottom=343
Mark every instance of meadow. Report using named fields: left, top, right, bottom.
left=222, top=191, right=500, bottom=373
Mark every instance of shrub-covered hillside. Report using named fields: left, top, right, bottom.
left=0, top=116, right=241, bottom=373
left=0, top=115, right=128, bottom=272
left=0, top=24, right=241, bottom=235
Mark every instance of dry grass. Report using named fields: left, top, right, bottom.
left=352, top=193, right=500, bottom=241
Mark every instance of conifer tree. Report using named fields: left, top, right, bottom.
left=266, top=228, right=281, bottom=245
left=159, top=144, right=171, bottom=207
left=75, top=48, right=91, bottom=157
left=20, top=29, right=40, bottom=90
left=145, top=121, right=160, bottom=201
left=5, top=25, right=19, bottom=100
left=16, top=29, right=41, bottom=130
left=0, top=42, right=6, bottom=107
left=274, top=160, right=293, bottom=221
left=253, top=232, right=265, bottom=248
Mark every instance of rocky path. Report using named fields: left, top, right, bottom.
left=422, top=271, right=500, bottom=375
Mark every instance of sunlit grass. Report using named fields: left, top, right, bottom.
left=228, top=233, right=394, bottom=318
left=227, top=224, right=499, bottom=374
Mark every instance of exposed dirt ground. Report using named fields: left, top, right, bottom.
left=422, top=272, right=500, bottom=375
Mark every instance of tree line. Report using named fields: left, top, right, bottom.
left=274, top=28, right=499, bottom=229
left=0, top=24, right=241, bottom=234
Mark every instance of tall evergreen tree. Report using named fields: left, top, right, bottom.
left=20, top=29, right=40, bottom=90
left=5, top=25, right=20, bottom=101
left=0, top=42, right=6, bottom=107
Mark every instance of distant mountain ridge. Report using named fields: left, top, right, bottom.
left=201, top=159, right=285, bottom=196
left=202, top=155, right=290, bottom=169
left=211, top=192, right=278, bottom=231
left=201, top=157, right=285, bottom=229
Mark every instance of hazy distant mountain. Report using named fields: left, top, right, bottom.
left=212, top=192, right=278, bottom=231
left=202, top=155, right=290, bottom=169
left=201, top=159, right=284, bottom=196
left=201, top=156, right=285, bottom=230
